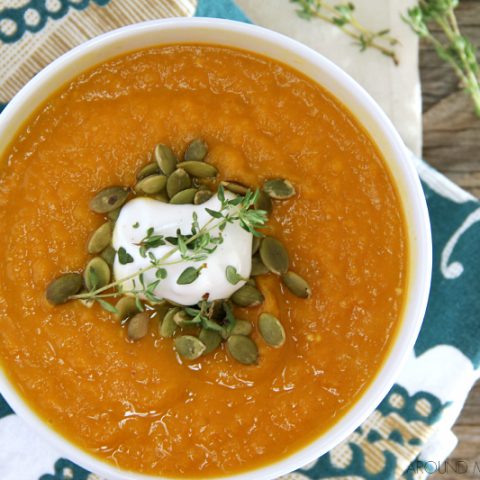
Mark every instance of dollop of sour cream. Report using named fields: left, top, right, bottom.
left=112, top=194, right=252, bottom=306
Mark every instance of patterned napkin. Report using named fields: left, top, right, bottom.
left=1, top=1, right=479, bottom=479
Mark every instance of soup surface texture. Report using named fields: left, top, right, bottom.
left=0, top=45, right=406, bottom=477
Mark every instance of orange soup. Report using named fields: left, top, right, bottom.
left=0, top=45, right=407, bottom=477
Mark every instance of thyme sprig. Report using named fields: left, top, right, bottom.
left=404, top=0, right=480, bottom=116
left=291, top=0, right=400, bottom=65
left=69, top=187, right=267, bottom=307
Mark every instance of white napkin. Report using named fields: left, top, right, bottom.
left=237, top=0, right=422, bottom=156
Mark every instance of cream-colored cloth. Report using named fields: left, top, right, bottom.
left=237, top=0, right=422, bottom=156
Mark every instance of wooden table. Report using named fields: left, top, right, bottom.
left=422, top=1, right=480, bottom=478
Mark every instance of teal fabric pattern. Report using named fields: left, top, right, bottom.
left=0, top=1, right=479, bottom=479
left=195, top=0, right=251, bottom=23
left=39, top=459, right=90, bottom=480
left=416, top=183, right=480, bottom=367
left=0, top=0, right=111, bottom=43
left=0, top=396, right=13, bottom=419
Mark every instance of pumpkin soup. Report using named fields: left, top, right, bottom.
left=0, top=45, right=407, bottom=477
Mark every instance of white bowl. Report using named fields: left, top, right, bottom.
left=0, top=17, right=431, bottom=480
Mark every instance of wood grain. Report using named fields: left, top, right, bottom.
left=422, top=1, right=480, bottom=478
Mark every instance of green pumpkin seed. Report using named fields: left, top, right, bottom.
left=134, top=174, right=167, bottom=195
left=231, top=284, right=264, bottom=307
left=174, top=335, right=206, bottom=360
left=101, top=245, right=116, bottom=266
left=107, top=207, right=122, bottom=222
left=259, top=236, right=289, bottom=275
left=258, top=313, right=286, bottom=347
left=84, top=257, right=111, bottom=291
left=169, top=188, right=198, bottom=205
left=246, top=277, right=257, bottom=287
left=166, top=168, right=191, bottom=198
left=136, top=162, right=160, bottom=180
left=154, top=299, right=170, bottom=319
left=159, top=308, right=179, bottom=338
left=154, top=144, right=177, bottom=176
left=46, top=273, right=83, bottom=305
left=87, top=222, right=112, bottom=254
left=184, top=138, right=208, bottom=161
left=177, top=161, right=218, bottom=178
left=282, top=271, right=312, bottom=298
left=89, top=186, right=129, bottom=214
left=173, top=309, right=192, bottom=326
left=255, top=190, right=273, bottom=214
left=194, top=189, right=213, bottom=205
left=227, top=335, right=258, bottom=365
left=127, top=312, right=150, bottom=341
left=252, top=236, right=261, bottom=255
left=263, top=179, right=296, bottom=200
left=251, top=254, right=269, bottom=276
left=208, top=300, right=225, bottom=320
left=199, top=329, right=222, bottom=354
left=115, top=296, right=139, bottom=320
left=231, top=320, right=253, bottom=336
left=221, top=181, right=249, bottom=195
left=152, top=192, right=169, bottom=202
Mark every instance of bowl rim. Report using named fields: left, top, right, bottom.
left=0, top=16, right=432, bottom=480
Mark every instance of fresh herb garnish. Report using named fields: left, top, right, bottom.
left=177, top=264, right=206, bottom=285
left=118, top=247, right=134, bottom=265
left=404, top=0, right=480, bottom=116
left=291, top=0, right=400, bottom=65
left=68, top=187, right=267, bottom=305
left=136, top=227, right=166, bottom=258
left=225, top=265, right=247, bottom=285
left=133, top=222, right=140, bottom=229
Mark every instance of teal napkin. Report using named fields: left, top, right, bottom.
left=0, top=1, right=479, bottom=479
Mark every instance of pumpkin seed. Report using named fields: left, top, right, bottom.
left=258, top=313, right=286, bottom=347
left=227, top=335, right=258, bottom=365
left=184, top=138, right=208, bottom=161
left=136, top=161, right=160, bottom=180
left=166, top=168, right=191, bottom=198
left=221, top=181, right=249, bottom=195
left=114, top=296, right=139, bottom=320
left=101, top=245, right=116, bottom=266
left=159, top=308, right=179, bottom=338
left=46, top=273, right=82, bottom=305
left=255, top=190, right=273, bottom=214
left=127, top=312, right=150, bottom=341
left=246, top=278, right=257, bottom=287
left=107, top=207, right=122, bottom=222
left=173, top=309, right=192, bottom=327
left=199, top=329, right=222, bottom=354
left=282, top=271, right=312, bottom=298
left=252, top=236, right=261, bottom=255
left=251, top=254, right=269, bottom=276
left=153, top=192, right=169, bottom=202
left=134, top=174, right=167, bottom=195
left=263, top=179, right=296, bottom=200
left=170, top=188, right=198, bottom=205
left=231, top=284, right=264, bottom=307
left=177, top=161, right=218, bottom=178
left=154, top=144, right=177, bottom=176
left=174, top=335, right=206, bottom=360
left=208, top=300, right=225, bottom=321
left=231, top=320, right=253, bottom=336
left=87, top=222, right=112, bottom=254
left=259, top=236, right=289, bottom=275
left=194, top=189, right=213, bottom=205
left=84, top=257, right=111, bottom=291
left=89, top=186, right=129, bottom=214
